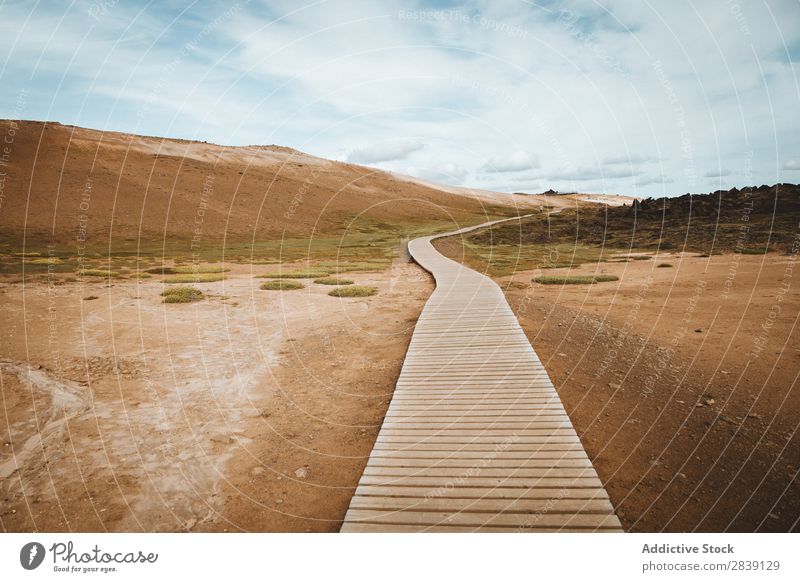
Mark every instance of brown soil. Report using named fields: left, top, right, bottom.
left=0, top=256, right=433, bottom=532
left=0, top=119, right=540, bottom=250
left=499, top=252, right=800, bottom=532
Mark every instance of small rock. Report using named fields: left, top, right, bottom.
left=695, top=403, right=705, bottom=408
left=210, top=433, right=233, bottom=444
left=274, top=499, right=284, bottom=505
left=694, top=328, right=702, bottom=333
left=558, top=352, right=567, bottom=357
left=294, top=467, right=308, bottom=479
left=768, top=512, right=779, bottom=520
left=608, top=383, right=622, bottom=390
left=250, top=467, right=265, bottom=476
left=677, top=473, right=687, bottom=479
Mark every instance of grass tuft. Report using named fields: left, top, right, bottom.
left=161, top=286, right=204, bottom=303
left=163, top=273, right=225, bottom=283
left=533, top=275, right=619, bottom=285
left=314, top=277, right=354, bottom=285
left=328, top=285, right=377, bottom=297
left=81, top=269, right=120, bottom=277
left=316, top=261, right=389, bottom=273
left=260, top=280, right=304, bottom=291
left=257, top=269, right=329, bottom=279
left=27, top=257, right=65, bottom=265
left=172, top=265, right=230, bottom=274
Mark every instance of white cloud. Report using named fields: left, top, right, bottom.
left=635, top=175, right=675, bottom=186
left=547, top=166, right=644, bottom=181
left=0, top=0, right=797, bottom=195
left=602, top=154, right=660, bottom=165
left=409, top=163, right=469, bottom=184
left=346, top=141, right=425, bottom=164
left=480, top=151, right=540, bottom=173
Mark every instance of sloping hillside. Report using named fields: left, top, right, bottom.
left=0, top=120, right=534, bottom=257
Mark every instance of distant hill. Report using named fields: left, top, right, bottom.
left=0, top=120, right=538, bottom=252
left=466, top=183, right=800, bottom=255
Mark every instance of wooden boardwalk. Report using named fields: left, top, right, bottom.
left=340, top=218, right=623, bottom=532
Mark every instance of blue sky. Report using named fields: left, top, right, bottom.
left=1, top=0, right=799, bottom=196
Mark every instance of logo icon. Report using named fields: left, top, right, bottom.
left=20, top=542, right=46, bottom=570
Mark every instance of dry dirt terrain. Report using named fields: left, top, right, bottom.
left=436, top=195, right=800, bottom=533
left=0, top=256, right=434, bottom=532
left=4, top=118, right=794, bottom=533
left=499, top=253, right=800, bottom=532
left=435, top=185, right=800, bottom=532
left=1, top=120, right=549, bottom=532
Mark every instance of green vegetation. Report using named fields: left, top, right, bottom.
left=26, top=257, right=64, bottom=265
left=161, top=286, right=204, bottom=303
left=436, top=238, right=616, bottom=277
left=533, top=275, right=619, bottom=285
left=2, top=210, right=519, bottom=275
left=314, top=277, right=354, bottom=285
left=316, top=260, right=390, bottom=273
left=163, top=273, right=225, bottom=283
left=81, top=269, right=120, bottom=277
left=257, top=268, right=330, bottom=279
left=328, top=285, right=377, bottom=297
left=435, top=185, right=800, bottom=277
left=260, top=280, right=304, bottom=290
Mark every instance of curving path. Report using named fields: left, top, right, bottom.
left=340, top=216, right=623, bottom=532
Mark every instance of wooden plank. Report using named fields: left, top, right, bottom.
left=343, top=509, right=621, bottom=529
left=347, top=496, right=615, bottom=515
left=339, top=218, right=622, bottom=533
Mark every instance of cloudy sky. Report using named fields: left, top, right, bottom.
left=1, top=0, right=798, bottom=196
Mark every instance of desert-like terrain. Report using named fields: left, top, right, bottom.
left=1, top=120, right=549, bottom=532
left=436, top=184, right=800, bottom=532
left=1, top=120, right=797, bottom=533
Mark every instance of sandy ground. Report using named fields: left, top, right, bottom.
left=0, top=255, right=433, bottom=532
left=500, top=252, right=800, bottom=532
